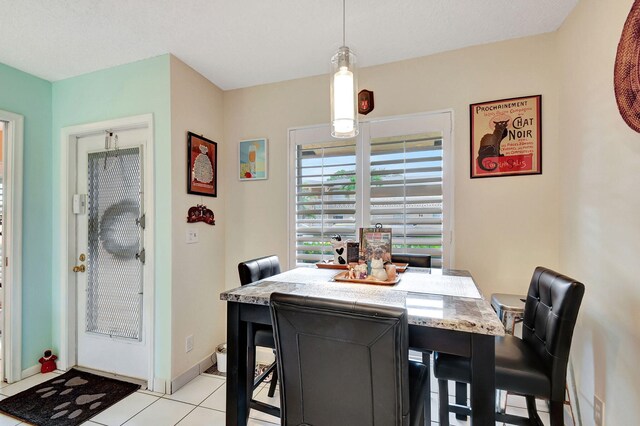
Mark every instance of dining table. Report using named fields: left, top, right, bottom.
left=220, top=266, right=505, bottom=426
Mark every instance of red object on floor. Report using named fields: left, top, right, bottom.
left=39, top=350, right=57, bottom=373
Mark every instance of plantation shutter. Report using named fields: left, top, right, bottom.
left=290, top=112, right=452, bottom=269
left=368, top=133, right=445, bottom=267
left=293, top=132, right=358, bottom=265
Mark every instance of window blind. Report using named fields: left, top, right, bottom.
left=369, top=133, right=444, bottom=267
left=290, top=113, right=452, bottom=269
left=294, top=138, right=358, bottom=265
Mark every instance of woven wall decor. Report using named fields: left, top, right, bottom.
left=614, top=0, right=640, bottom=133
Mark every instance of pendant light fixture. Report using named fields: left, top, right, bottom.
left=330, top=0, right=358, bottom=138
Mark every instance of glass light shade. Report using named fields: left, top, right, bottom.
left=331, top=46, right=358, bottom=138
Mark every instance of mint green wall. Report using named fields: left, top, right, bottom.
left=0, top=63, right=53, bottom=370
left=51, top=55, right=172, bottom=381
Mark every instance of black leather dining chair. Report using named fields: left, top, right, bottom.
left=270, top=292, right=430, bottom=426
left=237, top=255, right=281, bottom=416
left=434, top=267, right=585, bottom=426
left=392, top=253, right=432, bottom=268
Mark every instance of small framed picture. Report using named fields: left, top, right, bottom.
left=239, top=138, right=268, bottom=181
left=470, top=95, right=542, bottom=178
left=187, top=132, right=218, bottom=197
left=359, top=226, right=393, bottom=263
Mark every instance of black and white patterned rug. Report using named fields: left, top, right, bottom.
left=0, top=369, right=140, bottom=426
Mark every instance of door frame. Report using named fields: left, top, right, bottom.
left=57, top=114, right=155, bottom=386
left=0, top=109, right=24, bottom=383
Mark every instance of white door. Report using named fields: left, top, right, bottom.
left=75, top=128, right=148, bottom=379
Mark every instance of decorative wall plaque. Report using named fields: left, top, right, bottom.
left=614, top=0, right=640, bottom=133
left=187, top=132, right=218, bottom=197
left=187, top=204, right=215, bottom=225
left=358, top=89, right=374, bottom=115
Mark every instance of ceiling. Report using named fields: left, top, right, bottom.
left=0, top=0, right=578, bottom=90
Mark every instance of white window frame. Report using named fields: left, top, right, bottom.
left=288, top=110, right=454, bottom=269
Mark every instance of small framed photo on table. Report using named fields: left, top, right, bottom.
left=359, top=226, right=393, bottom=263
left=187, top=132, right=218, bottom=197
left=239, top=138, right=268, bottom=181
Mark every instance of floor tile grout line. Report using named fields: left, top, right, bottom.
left=161, top=389, right=220, bottom=407
left=120, top=396, right=168, bottom=425
left=159, top=394, right=199, bottom=407
left=171, top=403, right=198, bottom=425
left=106, top=392, right=162, bottom=426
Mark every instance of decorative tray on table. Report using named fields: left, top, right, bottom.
left=316, top=261, right=408, bottom=272
left=332, top=271, right=401, bottom=286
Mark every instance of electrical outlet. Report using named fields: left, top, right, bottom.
left=186, top=229, right=199, bottom=244
left=594, top=395, right=605, bottom=426
left=186, top=335, right=194, bottom=353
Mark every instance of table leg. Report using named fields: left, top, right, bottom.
left=455, top=381, right=468, bottom=420
left=421, top=351, right=431, bottom=423
left=226, top=302, right=249, bottom=426
left=470, top=334, right=495, bottom=425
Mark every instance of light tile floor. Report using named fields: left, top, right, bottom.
left=0, top=367, right=570, bottom=425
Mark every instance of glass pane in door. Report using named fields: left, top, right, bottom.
left=86, top=148, right=143, bottom=340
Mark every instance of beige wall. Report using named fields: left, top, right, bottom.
left=223, top=34, right=561, bottom=295
left=557, top=1, right=640, bottom=424
left=170, top=55, right=226, bottom=380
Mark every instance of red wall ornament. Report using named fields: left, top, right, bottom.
left=187, top=204, right=215, bottom=225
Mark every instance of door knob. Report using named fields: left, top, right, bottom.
left=73, top=265, right=86, bottom=273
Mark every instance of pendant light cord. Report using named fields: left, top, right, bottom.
left=342, top=0, right=346, bottom=46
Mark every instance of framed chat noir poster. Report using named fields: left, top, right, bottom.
left=470, top=95, right=542, bottom=178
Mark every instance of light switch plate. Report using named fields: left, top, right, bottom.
left=186, top=335, right=194, bottom=353
left=594, top=394, right=605, bottom=426
left=186, top=229, right=199, bottom=244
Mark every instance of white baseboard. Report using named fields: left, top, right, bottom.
left=170, top=366, right=199, bottom=395
left=171, top=352, right=216, bottom=394
left=20, top=364, right=40, bottom=380
left=199, top=353, right=215, bottom=373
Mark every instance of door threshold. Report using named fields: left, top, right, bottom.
left=71, top=366, right=148, bottom=389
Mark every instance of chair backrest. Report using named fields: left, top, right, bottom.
left=270, top=293, right=411, bottom=426
left=238, top=255, right=281, bottom=285
left=522, top=267, right=585, bottom=400
left=391, top=254, right=431, bottom=268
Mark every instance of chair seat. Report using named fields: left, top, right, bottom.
left=434, top=335, right=550, bottom=397
left=253, top=325, right=275, bottom=349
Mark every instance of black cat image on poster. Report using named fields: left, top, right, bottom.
left=477, top=119, right=509, bottom=171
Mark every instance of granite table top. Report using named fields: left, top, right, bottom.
left=221, top=267, right=505, bottom=337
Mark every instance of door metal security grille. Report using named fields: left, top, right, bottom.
left=86, top=147, right=143, bottom=340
